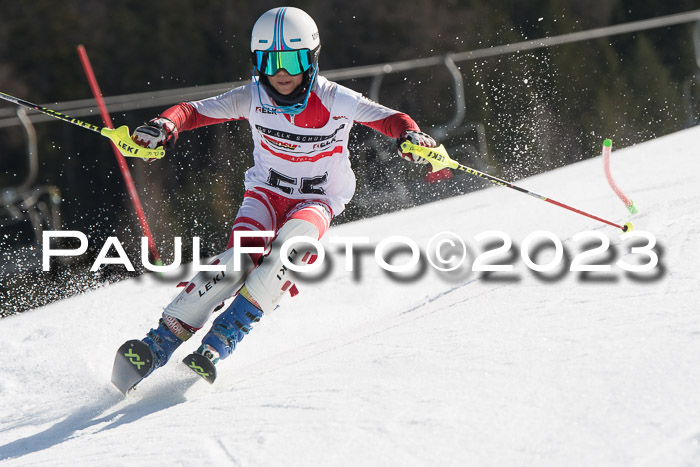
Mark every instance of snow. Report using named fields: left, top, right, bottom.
left=1, top=127, right=700, bottom=466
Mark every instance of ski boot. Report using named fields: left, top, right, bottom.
left=111, top=316, right=195, bottom=395
left=183, top=288, right=264, bottom=384
left=142, top=317, right=193, bottom=369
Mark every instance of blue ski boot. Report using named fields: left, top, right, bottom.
left=142, top=316, right=194, bottom=375
left=112, top=315, right=196, bottom=395
left=183, top=288, right=264, bottom=383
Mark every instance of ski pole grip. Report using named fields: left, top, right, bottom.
left=400, top=141, right=458, bottom=173
left=101, top=126, right=166, bottom=160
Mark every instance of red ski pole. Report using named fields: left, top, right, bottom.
left=401, top=141, right=634, bottom=232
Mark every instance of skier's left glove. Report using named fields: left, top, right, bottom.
left=132, top=117, right=178, bottom=150
left=396, top=130, right=435, bottom=164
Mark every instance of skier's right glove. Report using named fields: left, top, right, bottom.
left=396, top=130, right=435, bottom=164
left=132, top=117, right=178, bottom=150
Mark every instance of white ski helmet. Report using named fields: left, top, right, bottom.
left=250, top=7, right=321, bottom=114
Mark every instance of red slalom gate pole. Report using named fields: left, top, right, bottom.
left=602, top=138, right=638, bottom=215
left=76, top=44, right=161, bottom=264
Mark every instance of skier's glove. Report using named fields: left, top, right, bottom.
left=132, top=117, right=178, bottom=150
left=396, top=130, right=435, bottom=164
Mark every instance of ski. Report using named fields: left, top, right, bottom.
left=183, top=352, right=217, bottom=384
left=111, top=339, right=154, bottom=396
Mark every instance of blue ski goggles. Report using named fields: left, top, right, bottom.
left=253, top=49, right=313, bottom=76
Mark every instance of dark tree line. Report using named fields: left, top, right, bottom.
left=1, top=0, right=699, bottom=314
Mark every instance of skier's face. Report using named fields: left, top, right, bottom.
left=268, top=69, right=303, bottom=96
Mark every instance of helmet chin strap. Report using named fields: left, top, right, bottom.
left=254, top=65, right=318, bottom=116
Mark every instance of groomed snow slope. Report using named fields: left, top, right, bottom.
left=1, top=127, right=699, bottom=466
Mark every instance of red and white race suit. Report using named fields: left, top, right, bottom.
left=159, top=76, right=422, bottom=320
left=161, top=75, right=420, bottom=216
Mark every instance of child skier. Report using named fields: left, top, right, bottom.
left=114, top=6, right=437, bottom=390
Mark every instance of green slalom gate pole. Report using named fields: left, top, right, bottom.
left=0, top=91, right=165, bottom=160
left=401, top=141, right=633, bottom=233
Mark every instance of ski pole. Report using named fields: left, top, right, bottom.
left=401, top=141, right=634, bottom=232
left=0, top=91, right=165, bottom=160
